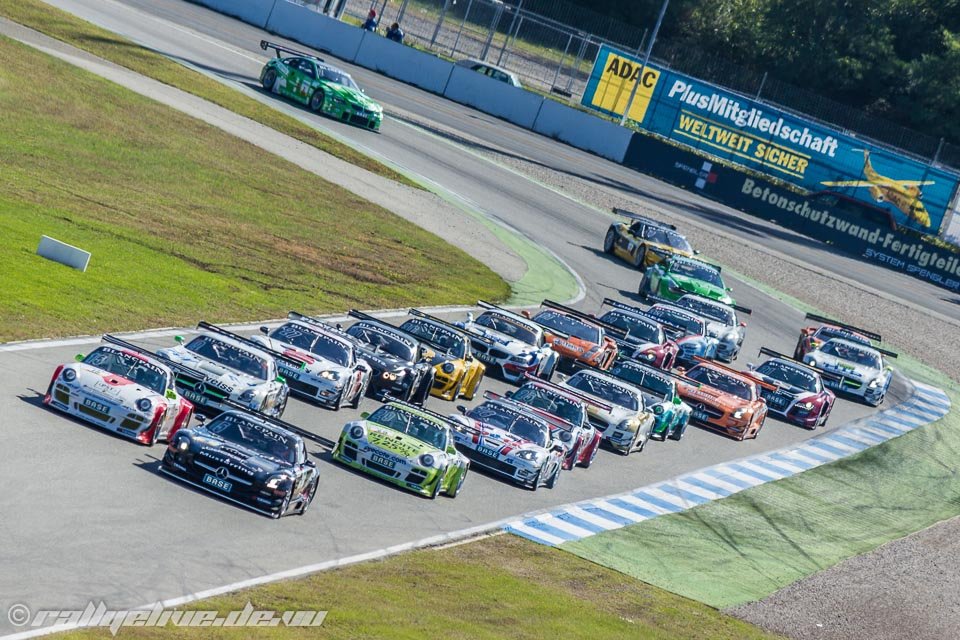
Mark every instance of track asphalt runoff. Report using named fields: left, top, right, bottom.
left=506, top=381, right=950, bottom=546
left=0, top=2, right=944, bottom=637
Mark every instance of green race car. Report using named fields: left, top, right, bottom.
left=638, top=256, right=734, bottom=305
left=333, top=400, right=469, bottom=498
left=259, top=40, right=382, bottom=131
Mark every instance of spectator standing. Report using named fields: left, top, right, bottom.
left=361, top=8, right=378, bottom=31
left=386, top=22, right=405, bottom=43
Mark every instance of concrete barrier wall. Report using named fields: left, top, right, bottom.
left=532, top=99, right=632, bottom=162
left=265, top=1, right=365, bottom=61
left=354, top=35, right=454, bottom=95
left=190, top=0, right=275, bottom=28
left=442, top=66, right=544, bottom=129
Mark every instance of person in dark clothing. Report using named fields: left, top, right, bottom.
left=386, top=22, right=405, bottom=43
left=361, top=8, right=378, bottom=31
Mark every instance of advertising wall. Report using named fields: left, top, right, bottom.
left=623, top=134, right=960, bottom=292
left=583, top=45, right=960, bottom=235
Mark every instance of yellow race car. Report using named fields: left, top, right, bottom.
left=602, top=208, right=696, bottom=270
left=399, top=310, right=487, bottom=401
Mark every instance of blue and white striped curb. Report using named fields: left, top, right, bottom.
left=504, top=379, right=951, bottom=546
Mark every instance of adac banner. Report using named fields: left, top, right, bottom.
left=582, top=44, right=960, bottom=234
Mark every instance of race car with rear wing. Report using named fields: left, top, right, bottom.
left=251, top=312, right=371, bottom=410
left=507, top=376, right=605, bottom=470
left=333, top=398, right=469, bottom=498
left=644, top=303, right=720, bottom=365
left=525, top=300, right=618, bottom=372
left=748, top=348, right=836, bottom=428
left=597, top=298, right=679, bottom=370
left=676, top=358, right=774, bottom=440
left=602, top=208, right=696, bottom=270
left=456, top=301, right=560, bottom=383
left=449, top=392, right=564, bottom=490
left=793, top=313, right=881, bottom=360
left=668, top=294, right=751, bottom=362
left=259, top=41, right=383, bottom=131
left=344, top=310, right=435, bottom=405
left=559, top=368, right=656, bottom=454
left=44, top=335, right=196, bottom=446
left=639, top=257, right=735, bottom=306
left=157, top=322, right=296, bottom=418
left=606, top=359, right=692, bottom=441
left=399, top=309, right=488, bottom=401
left=803, top=337, right=896, bottom=406
left=162, top=401, right=322, bottom=518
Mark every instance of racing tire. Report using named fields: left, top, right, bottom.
left=867, top=393, right=884, bottom=408
left=579, top=440, right=598, bottom=469
left=528, top=467, right=542, bottom=492
left=309, top=88, right=326, bottom=113
left=148, top=409, right=166, bottom=447
left=461, top=374, right=480, bottom=401
left=632, top=244, right=647, bottom=269
left=636, top=434, right=646, bottom=453
left=273, top=391, right=289, bottom=418
left=637, top=274, right=650, bottom=299
left=540, top=358, right=557, bottom=382
left=298, top=477, right=319, bottom=515
left=428, top=473, right=443, bottom=500
left=450, top=379, right=464, bottom=401
left=446, top=468, right=466, bottom=499
left=412, top=371, right=434, bottom=406
left=545, top=464, right=560, bottom=489
left=668, top=422, right=685, bottom=441
left=565, top=442, right=581, bottom=471
left=272, top=493, right=291, bottom=520
left=330, top=386, right=345, bottom=412
left=603, top=228, right=616, bottom=254
left=350, top=379, right=367, bottom=409
left=261, top=68, right=277, bottom=92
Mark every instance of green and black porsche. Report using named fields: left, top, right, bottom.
left=259, top=40, right=382, bottom=131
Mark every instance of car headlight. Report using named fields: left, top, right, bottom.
left=723, top=332, right=738, bottom=342
left=441, top=362, right=456, bottom=374
left=419, top=453, right=437, bottom=468
left=797, top=401, right=815, bottom=411
left=733, top=407, right=747, bottom=419
left=807, top=358, right=817, bottom=368
left=320, top=370, right=340, bottom=381
left=382, top=371, right=398, bottom=381
left=349, top=425, right=365, bottom=440
left=511, top=353, right=536, bottom=364
left=557, top=431, right=572, bottom=443
left=136, top=398, right=152, bottom=412
left=652, top=405, right=665, bottom=415
left=62, top=368, right=77, bottom=382
left=177, top=438, right=190, bottom=452
left=239, top=389, right=255, bottom=402
left=266, top=474, right=291, bottom=489
left=868, top=378, right=881, bottom=388
left=516, top=450, right=538, bottom=461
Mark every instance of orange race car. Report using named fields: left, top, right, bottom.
left=523, top=300, right=618, bottom=373
left=676, top=357, right=774, bottom=440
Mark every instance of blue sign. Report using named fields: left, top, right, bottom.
left=582, top=44, right=960, bottom=233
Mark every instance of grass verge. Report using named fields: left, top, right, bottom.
left=563, top=276, right=958, bottom=609
left=0, top=0, right=420, bottom=188
left=0, top=34, right=508, bottom=341
left=59, top=534, right=783, bottom=639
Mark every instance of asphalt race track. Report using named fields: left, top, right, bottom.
left=0, top=0, right=921, bottom=631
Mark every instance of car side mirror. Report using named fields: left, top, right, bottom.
left=174, top=335, right=184, bottom=344
left=726, top=287, right=733, bottom=292
left=195, top=414, right=206, bottom=424
left=456, top=405, right=467, bottom=414
left=747, top=362, right=755, bottom=370
left=74, top=354, right=84, bottom=362
left=739, top=322, right=747, bottom=327
left=166, top=389, right=177, bottom=400
left=360, top=411, right=370, bottom=419
left=673, top=396, right=682, bottom=405
left=504, top=390, right=514, bottom=398
left=521, top=310, right=531, bottom=318
left=260, top=326, right=269, bottom=334
left=551, top=444, right=565, bottom=454
left=676, top=367, right=686, bottom=374
left=275, top=375, right=286, bottom=384
left=693, top=249, right=701, bottom=255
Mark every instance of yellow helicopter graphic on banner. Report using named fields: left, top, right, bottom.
left=821, top=149, right=934, bottom=227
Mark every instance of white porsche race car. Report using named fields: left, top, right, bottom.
left=43, top=335, right=195, bottom=445
left=458, top=301, right=560, bottom=383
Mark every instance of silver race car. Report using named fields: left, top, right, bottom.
left=803, top=338, right=896, bottom=406
left=669, top=294, right=751, bottom=361
left=158, top=322, right=295, bottom=417
left=251, top=312, right=371, bottom=410
left=559, top=368, right=656, bottom=454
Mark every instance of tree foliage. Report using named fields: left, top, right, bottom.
left=567, top=0, right=960, bottom=146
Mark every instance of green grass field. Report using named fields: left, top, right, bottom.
left=0, top=0, right=419, bottom=188
left=0, top=35, right=507, bottom=341
left=58, top=535, right=783, bottom=639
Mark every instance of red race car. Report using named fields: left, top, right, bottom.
left=748, top=348, right=837, bottom=429
left=597, top=298, right=680, bottom=369
left=507, top=376, right=607, bottom=470
left=794, top=313, right=880, bottom=360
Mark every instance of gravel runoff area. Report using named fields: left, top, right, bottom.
left=0, top=18, right=528, bottom=287
left=383, top=109, right=960, bottom=640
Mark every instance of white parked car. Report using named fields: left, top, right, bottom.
left=456, top=58, right=523, bottom=88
